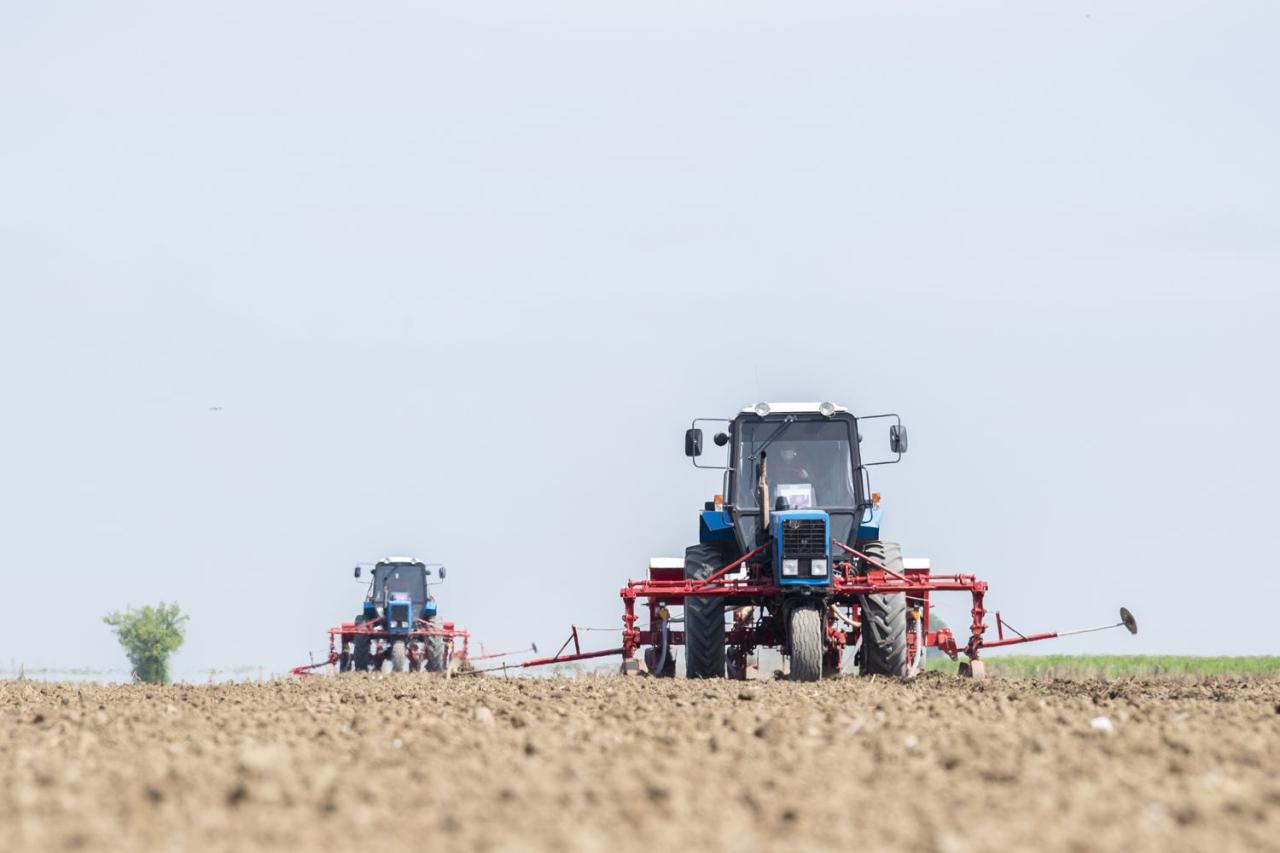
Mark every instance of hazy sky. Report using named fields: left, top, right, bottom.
left=2, top=2, right=1277, bottom=676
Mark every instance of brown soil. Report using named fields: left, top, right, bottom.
left=3, top=674, right=1278, bottom=852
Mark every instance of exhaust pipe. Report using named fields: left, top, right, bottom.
left=758, top=452, right=770, bottom=529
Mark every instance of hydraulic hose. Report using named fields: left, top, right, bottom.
left=655, top=618, right=670, bottom=673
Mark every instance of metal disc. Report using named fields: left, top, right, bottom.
left=1120, top=607, right=1138, bottom=634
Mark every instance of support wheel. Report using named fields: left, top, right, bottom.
left=726, top=649, right=753, bottom=681
left=858, top=540, right=910, bottom=677
left=787, top=606, right=824, bottom=682
left=683, top=544, right=727, bottom=678
left=822, top=648, right=844, bottom=678
left=644, top=646, right=676, bottom=678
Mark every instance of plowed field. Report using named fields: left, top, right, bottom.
left=3, top=675, right=1277, bottom=852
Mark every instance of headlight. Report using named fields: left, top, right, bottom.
left=818, top=401, right=835, bottom=417
left=753, top=402, right=771, bottom=417
left=811, top=559, right=827, bottom=576
left=782, top=559, right=799, bottom=576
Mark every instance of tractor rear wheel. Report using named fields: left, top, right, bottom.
left=858, top=540, right=910, bottom=677
left=391, top=640, right=409, bottom=673
left=683, top=544, right=726, bottom=678
left=787, top=605, right=824, bottom=682
left=425, top=634, right=446, bottom=673
left=351, top=617, right=372, bottom=672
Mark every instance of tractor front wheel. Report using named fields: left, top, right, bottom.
left=858, top=540, right=910, bottom=677
left=787, top=605, right=824, bottom=682
left=391, top=640, right=409, bottom=673
left=683, top=544, right=727, bottom=678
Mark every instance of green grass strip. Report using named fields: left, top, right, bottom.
left=925, top=655, right=1280, bottom=678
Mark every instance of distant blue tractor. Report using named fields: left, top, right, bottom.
left=340, top=557, right=449, bottom=673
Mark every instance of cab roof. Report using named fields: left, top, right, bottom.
left=739, top=402, right=850, bottom=415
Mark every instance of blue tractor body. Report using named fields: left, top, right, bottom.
left=698, top=509, right=736, bottom=545
left=771, top=509, right=831, bottom=587
left=385, top=597, right=415, bottom=634
left=857, top=505, right=883, bottom=541
left=361, top=559, right=435, bottom=626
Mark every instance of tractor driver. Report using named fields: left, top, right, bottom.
left=770, top=445, right=818, bottom=508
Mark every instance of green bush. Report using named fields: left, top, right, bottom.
left=103, top=603, right=189, bottom=684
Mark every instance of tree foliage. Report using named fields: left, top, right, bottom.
left=103, top=602, right=188, bottom=684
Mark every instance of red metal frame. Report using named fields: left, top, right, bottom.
left=511, top=541, right=1078, bottom=676
left=291, top=616, right=472, bottom=676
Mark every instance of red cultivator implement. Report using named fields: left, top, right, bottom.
left=291, top=618, right=471, bottom=676
left=478, top=550, right=1138, bottom=679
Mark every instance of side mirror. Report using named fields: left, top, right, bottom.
left=439, top=566, right=447, bottom=580
left=684, top=428, right=704, bottom=457
left=353, top=565, right=361, bottom=578
left=890, top=425, right=909, bottom=454
left=713, top=432, right=730, bottom=447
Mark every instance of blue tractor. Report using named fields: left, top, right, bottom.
left=678, top=401, right=910, bottom=681
left=341, top=557, right=449, bottom=673
left=516, top=398, right=1135, bottom=680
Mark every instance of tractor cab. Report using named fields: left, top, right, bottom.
left=685, top=402, right=908, bottom=585
left=357, top=557, right=441, bottom=631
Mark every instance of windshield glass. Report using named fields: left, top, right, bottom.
left=374, top=565, right=427, bottom=604
left=734, top=418, right=858, bottom=509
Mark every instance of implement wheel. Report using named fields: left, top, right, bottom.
left=644, top=646, right=676, bottom=678
left=858, top=540, right=910, bottom=677
left=683, top=544, right=727, bottom=678
left=787, top=605, right=824, bottom=682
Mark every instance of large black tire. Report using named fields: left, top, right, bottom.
left=858, top=540, right=909, bottom=677
left=351, top=616, right=372, bottom=672
left=683, top=544, right=726, bottom=678
left=788, top=606, right=824, bottom=682
left=425, top=634, right=446, bottom=673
